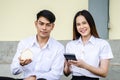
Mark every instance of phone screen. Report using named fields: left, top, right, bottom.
left=64, top=53, right=77, bottom=60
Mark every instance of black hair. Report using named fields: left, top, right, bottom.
left=37, top=10, right=56, bottom=23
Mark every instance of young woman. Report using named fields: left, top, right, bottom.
left=64, top=10, right=113, bottom=80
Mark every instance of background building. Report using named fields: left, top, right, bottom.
left=0, top=0, right=120, bottom=80
left=0, top=0, right=120, bottom=41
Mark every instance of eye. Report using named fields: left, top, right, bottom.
left=46, top=23, right=52, bottom=27
left=39, top=22, right=44, bottom=25
left=76, top=23, right=81, bottom=26
left=82, top=21, right=87, bottom=24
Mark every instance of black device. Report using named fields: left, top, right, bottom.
left=64, top=53, right=77, bottom=61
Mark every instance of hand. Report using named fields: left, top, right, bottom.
left=68, top=59, right=86, bottom=68
left=64, top=60, right=71, bottom=76
left=19, top=57, right=32, bottom=66
left=65, top=60, right=71, bottom=67
left=24, top=75, right=36, bottom=80
left=64, top=60, right=71, bottom=71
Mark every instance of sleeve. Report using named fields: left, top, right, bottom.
left=99, top=40, right=114, bottom=60
left=10, top=41, right=24, bottom=75
left=38, top=47, right=65, bottom=80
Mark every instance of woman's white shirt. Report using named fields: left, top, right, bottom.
left=66, top=36, right=113, bottom=78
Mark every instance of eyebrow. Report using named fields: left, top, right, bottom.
left=38, top=20, right=51, bottom=24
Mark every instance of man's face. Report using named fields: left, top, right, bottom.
left=35, top=16, right=54, bottom=39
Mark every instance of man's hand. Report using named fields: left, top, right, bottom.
left=19, top=57, right=32, bottom=66
left=24, top=75, right=36, bottom=80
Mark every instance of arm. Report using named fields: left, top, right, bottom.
left=11, top=41, right=34, bottom=77
left=64, top=60, right=71, bottom=76
left=69, top=59, right=110, bottom=77
left=11, top=56, right=23, bottom=75
left=85, top=59, right=110, bottom=77
left=11, top=42, right=23, bottom=75
left=11, top=41, right=31, bottom=75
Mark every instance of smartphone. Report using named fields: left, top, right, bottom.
left=64, top=53, right=77, bottom=61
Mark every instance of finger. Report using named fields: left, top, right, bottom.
left=27, top=59, right=32, bottom=63
left=24, top=59, right=32, bottom=65
left=19, top=58, right=27, bottom=66
left=69, top=60, right=77, bottom=64
left=20, top=61, right=25, bottom=66
left=24, top=60, right=28, bottom=65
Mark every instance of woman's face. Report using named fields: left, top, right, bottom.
left=76, top=15, right=91, bottom=38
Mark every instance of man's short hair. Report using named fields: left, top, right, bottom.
left=37, top=10, right=56, bottom=23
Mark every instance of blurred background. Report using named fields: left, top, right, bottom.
left=0, top=0, right=120, bottom=41
left=0, top=0, right=120, bottom=80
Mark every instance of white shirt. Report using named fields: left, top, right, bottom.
left=11, top=36, right=65, bottom=80
left=66, top=36, right=113, bottom=78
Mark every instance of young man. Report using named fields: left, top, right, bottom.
left=11, top=10, right=65, bottom=80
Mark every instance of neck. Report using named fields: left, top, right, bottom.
left=36, top=35, right=49, bottom=48
left=82, top=35, right=91, bottom=45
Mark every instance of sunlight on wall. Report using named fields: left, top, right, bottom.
left=109, top=0, right=120, bottom=40
left=0, top=0, right=88, bottom=41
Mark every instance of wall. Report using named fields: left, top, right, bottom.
left=0, top=0, right=120, bottom=41
left=0, top=0, right=88, bottom=41
left=89, top=0, right=109, bottom=39
left=109, top=0, right=120, bottom=39
left=0, top=40, right=120, bottom=80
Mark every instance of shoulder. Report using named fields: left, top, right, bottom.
left=50, top=38, right=64, bottom=49
left=18, top=36, right=35, bottom=45
left=95, top=38, right=109, bottom=45
left=66, top=40, right=78, bottom=46
left=94, top=38, right=111, bottom=48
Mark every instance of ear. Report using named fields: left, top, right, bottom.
left=34, top=21, right=37, bottom=28
left=51, top=23, right=55, bottom=30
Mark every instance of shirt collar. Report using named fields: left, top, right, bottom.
left=89, top=36, right=96, bottom=45
left=43, top=38, right=51, bottom=49
left=76, top=35, right=96, bottom=45
left=31, top=35, right=51, bottom=49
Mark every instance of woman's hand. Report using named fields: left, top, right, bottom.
left=68, top=59, right=86, bottom=68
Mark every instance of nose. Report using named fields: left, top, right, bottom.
left=80, top=24, right=84, bottom=28
left=42, top=24, right=46, bottom=29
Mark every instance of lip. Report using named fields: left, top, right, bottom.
left=40, top=31, right=48, bottom=34
left=80, top=28, right=87, bottom=34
